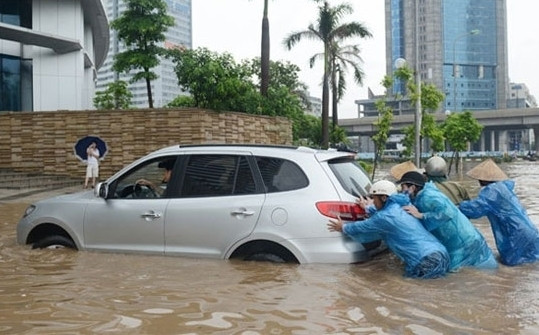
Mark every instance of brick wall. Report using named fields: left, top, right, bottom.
left=0, top=108, right=292, bottom=180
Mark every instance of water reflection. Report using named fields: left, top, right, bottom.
left=0, top=161, right=538, bottom=334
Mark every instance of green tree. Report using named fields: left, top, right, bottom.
left=442, top=111, right=483, bottom=173
left=311, top=42, right=370, bottom=130
left=396, top=65, right=446, bottom=158
left=111, top=0, right=174, bottom=108
left=330, top=124, right=349, bottom=145
left=283, top=1, right=370, bottom=149
left=370, top=68, right=410, bottom=174
left=166, top=95, right=196, bottom=108
left=93, top=80, right=133, bottom=110
left=168, top=48, right=259, bottom=112
left=371, top=99, right=394, bottom=179
left=168, top=48, right=322, bottom=143
left=245, top=58, right=308, bottom=99
left=422, top=112, right=445, bottom=152
left=329, top=42, right=370, bottom=128
left=295, top=114, right=322, bottom=146
left=294, top=116, right=349, bottom=148
left=370, top=73, right=400, bottom=179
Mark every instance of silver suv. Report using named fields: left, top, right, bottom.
left=17, top=144, right=379, bottom=263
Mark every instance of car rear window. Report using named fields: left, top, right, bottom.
left=328, top=157, right=372, bottom=197
left=255, top=156, right=308, bottom=193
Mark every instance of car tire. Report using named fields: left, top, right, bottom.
left=32, top=235, right=76, bottom=250
left=245, top=252, right=286, bottom=263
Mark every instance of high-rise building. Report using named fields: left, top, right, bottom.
left=97, top=0, right=192, bottom=108
left=0, top=0, right=109, bottom=112
left=385, top=0, right=508, bottom=112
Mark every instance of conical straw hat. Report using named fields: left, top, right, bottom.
left=466, top=159, right=508, bottom=181
left=390, top=160, right=418, bottom=180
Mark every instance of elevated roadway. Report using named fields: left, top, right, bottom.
left=339, top=107, right=539, bottom=152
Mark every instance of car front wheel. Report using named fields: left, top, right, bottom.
left=32, top=235, right=76, bottom=250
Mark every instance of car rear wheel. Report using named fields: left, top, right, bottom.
left=32, top=235, right=76, bottom=250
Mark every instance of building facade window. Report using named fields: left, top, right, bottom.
left=0, top=0, right=32, bottom=28
left=1, top=55, right=21, bottom=111
left=0, top=54, right=33, bottom=112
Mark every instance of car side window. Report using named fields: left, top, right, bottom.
left=110, top=157, right=176, bottom=199
left=180, top=155, right=256, bottom=197
left=255, top=156, right=308, bottom=192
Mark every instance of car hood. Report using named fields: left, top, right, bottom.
left=34, top=190, right=96, bottom=205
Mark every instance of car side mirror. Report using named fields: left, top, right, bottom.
left=95, top=182, right=108, bottom=199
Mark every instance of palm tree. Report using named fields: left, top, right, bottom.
left=311, top=43, right=369, bottom=129
left=260, top=0, right=270, bottom=97
left=283, top=1, right=371, bottom=148
left=330, top=43, right=369, bottom=126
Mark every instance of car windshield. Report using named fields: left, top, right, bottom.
left=328, top=157, right=372, bottom=197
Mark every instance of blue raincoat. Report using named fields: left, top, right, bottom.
left=459, top=180, right=539, bottom=266
left=343, top=193, right=449, bottom=279
left=413, top=182, right=497, bottom=271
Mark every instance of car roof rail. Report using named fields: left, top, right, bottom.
left=178, top=143, right=299, bottom=150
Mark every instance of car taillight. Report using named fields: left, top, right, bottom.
left=315, top=201, right=367, bottom=221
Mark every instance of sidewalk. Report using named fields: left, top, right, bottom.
left=0, top=184, right=85, bottom=203
left=0, top=169, right=85, bottom=203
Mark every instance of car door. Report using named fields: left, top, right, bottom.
left=164, top=153, right=265, bottom=258
left=83, top=157, right=177, bottom=254
left=84, top=198, right=168, bottom=254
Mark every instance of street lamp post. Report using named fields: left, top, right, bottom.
left=452, top=29, right=480, bottom=111
left=413, top=0, right=421, bottom=167
left=414, top=63, right=421, bottom=167
left=395, top=0, right=422, bottom=167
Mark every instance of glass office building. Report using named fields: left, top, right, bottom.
left=97, top=0, right=192, bottom=108
left=0, top=0, right=109, bottom=112
left=385, top=0, right=508, bottom=112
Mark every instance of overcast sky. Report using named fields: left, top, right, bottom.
left=192, top=0, right=537, bottom=119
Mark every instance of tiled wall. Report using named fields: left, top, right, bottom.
left=0, top=108, right=292, bottom=179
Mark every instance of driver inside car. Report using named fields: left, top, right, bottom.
left=135, top=159, right=174, bottom=197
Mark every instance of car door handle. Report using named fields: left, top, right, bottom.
left=141, top=211, right=162, bottom=220
left=231, top=209, right=255, bottom=216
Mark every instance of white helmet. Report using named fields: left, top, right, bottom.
left=369, top=180, right=397, bottom=196
left=425, top=156, right=447, bottom=177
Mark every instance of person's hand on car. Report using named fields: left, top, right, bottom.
left=327, top=216, right=344, bottom=233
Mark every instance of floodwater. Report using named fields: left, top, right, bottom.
left=0, top=161, right=538, bottom=334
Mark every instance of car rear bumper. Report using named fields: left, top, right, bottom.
left=287, top=236, right=371, bottom=264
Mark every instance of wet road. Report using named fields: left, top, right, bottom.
left=0, top=160, right=538, bottom=334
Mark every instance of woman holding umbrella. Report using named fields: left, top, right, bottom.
left=74, top=135, right=107, bottom=189
left=84, top=142, right=100, bottom=189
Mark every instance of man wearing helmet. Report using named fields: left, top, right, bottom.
left=424, top=155, right=470, bottom=205
left=327, top=180, right=449, bottom=279
left=398, top=171, right=497, bottom=272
